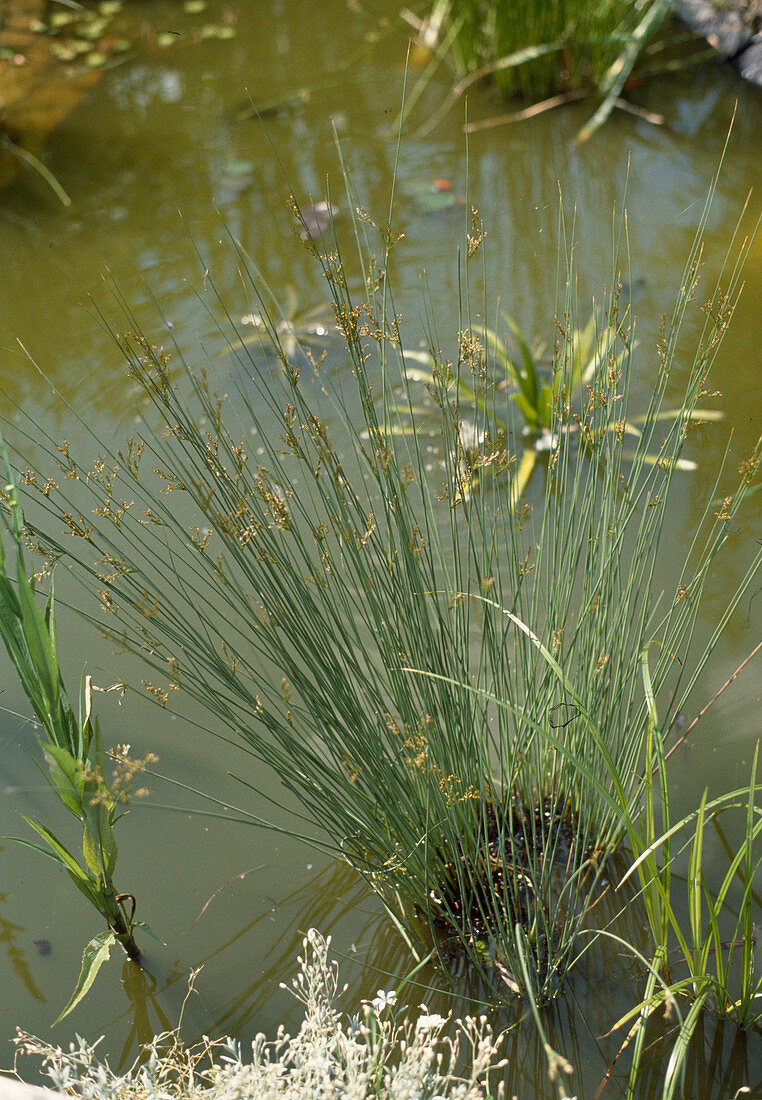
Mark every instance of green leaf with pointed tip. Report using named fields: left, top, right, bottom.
left=134, top=920, right=163, bottom=944
left=20, top=818, right=100, bottom=908
left=511, top=392, right=538, bottom=429
left=54, top=930, right=116, bottom=1024
left=15, top=558, right=59, bottom=708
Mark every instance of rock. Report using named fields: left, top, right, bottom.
left=0, top=1079, right=64, bottom=1100
left=671, top=0, right=762, bottom=85
left=737, top=36, right=762, bottom=80
left=672, top=0, right=752, bottom=57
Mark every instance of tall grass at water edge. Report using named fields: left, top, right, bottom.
left=7, top=161, right=762, bottom=1009
left=440, top=0, right=658, bottom=96
left=409, top=0, right=680, bottom=138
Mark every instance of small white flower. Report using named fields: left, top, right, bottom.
left=371, top=989, right=397, bottom=1012
left=416, top=1012, right=446, bottom=1030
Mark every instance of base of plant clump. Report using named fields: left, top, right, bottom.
left=421, top=792, right=599, bottom=995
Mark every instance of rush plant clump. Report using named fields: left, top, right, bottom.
left=8, top=160, right=761, bottom=1006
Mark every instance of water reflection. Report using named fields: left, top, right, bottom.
left=0, top=865, right=46, bottom=1007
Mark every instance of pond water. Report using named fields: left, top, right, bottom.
left=1, top=1, right=762, bottom=1095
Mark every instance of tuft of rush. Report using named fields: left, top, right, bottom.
left=9, top=166, right=761, bottom=1005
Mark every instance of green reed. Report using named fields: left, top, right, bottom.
left=412, top=0, right=679, bottom=139
left=7, top=158, right=760, bottom=1005
left=539, top=676, right=762, bottom=1098
left=445, top=0, right=637, bottom=98
left=604, top=672, right=762, bottom=1098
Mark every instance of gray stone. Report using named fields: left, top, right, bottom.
left=0, top=1079, right=63, bottom=1100
left=672, top=0, right=753, bottom=57
left=737, top=36, right=762, bottom=80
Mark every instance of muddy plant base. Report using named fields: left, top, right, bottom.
left=423, top=793, right=597, bottom=994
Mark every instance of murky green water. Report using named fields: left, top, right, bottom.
left=1, top=2, right=762, bottom=1095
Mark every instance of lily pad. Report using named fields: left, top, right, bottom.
left=403, top=177, right=464, bottom=213
left=78, top=20, right=109, bottom=41
left=200, top=24, right=237, bottom=40
left=50, top=42, right=79, bottom=61
left=218, top=160, right=256, bottom=192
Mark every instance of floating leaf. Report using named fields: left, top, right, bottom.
left=77, top=20, right=108, bottom=40
left=403, top=177, right=463, bottom=213
left=218, top=160, right=256, bottom=194
left=200, top=24, right=237, bottom=40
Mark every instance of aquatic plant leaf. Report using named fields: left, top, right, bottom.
left=14, top=559, right=60, bottom=712
left=503, top=315, right=539, bottom=411
left=82, top=802, right=117, bottom=879
left=577, top=0, right=673, bottom=142
left=53, top=930, right=116, bottom=1025
left=42, top=743, right=84, bottom=817
left=133, top=920, right=164, bottom=944
left=19, top=818, right=99, bottom=909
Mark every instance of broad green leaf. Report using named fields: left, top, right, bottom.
left=512, top=392, right=538, bottom=428
left=44, top=577, right=59, bottom=667
left=22, top=816, right=87, bottom=879
left=90, top=710, right=107, bottom=775
left=53, top=930, right=116, bottom=1024
left=504, top=315, right=539, bottom=410
left=42, top=743, right=85, bottom=818
left=511, top=447, right=538, bottom=507
left=688, top=791, right=707, bottom=961
left=83, top=801, right=118, bottom=880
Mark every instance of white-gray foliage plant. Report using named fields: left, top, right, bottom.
left=14, top=930, right=514, bottom=1100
